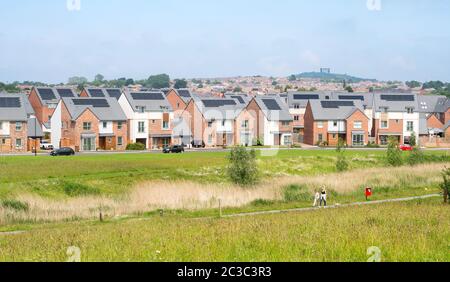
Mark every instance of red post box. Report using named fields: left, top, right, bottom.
left=365, top=188, right=373, bottom=200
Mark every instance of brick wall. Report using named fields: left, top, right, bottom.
left=346, top=110, right=369, bottom=146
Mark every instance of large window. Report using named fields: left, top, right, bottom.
left=318, top=134, right=323, bottom=142
left=102, top=122, right=108, bottom=129
left=242, top=120, right=249, bottom=129
left=138, top=122, right=145, bottom=133
left=380, top=136, right=388, bottom=145
left=162, top=121, right=169, bottom=130
left=83, top=122, right=91, bottom=131
left=118, top=122, right=123, bottom=130
left=380, top=120, right=388, bottom=129
left=317, top=122, right=323, bottom=129
left=117, top=136, right=123, bottom=146
left=352, top=134, right=364, bottom=146
left=283, top=135, right=292, bottom=146
left=15, top=139, right=22, bottom=149
left=407, top=121, right=414, bottom=132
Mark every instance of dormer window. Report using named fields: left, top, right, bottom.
left=406, top=107, right=414, bottom=114
left=136, top=106, right=145, bottom=113
left=294, top=104, right=300, bottom=109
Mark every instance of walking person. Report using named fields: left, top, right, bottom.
left=320, top=187, right=327, bottom=207
left=313, top=190, right=320, bottom=207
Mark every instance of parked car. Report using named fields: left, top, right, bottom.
left=50, top=147, right=75, bottom=156
left=163, top=145, right=185, bottom=154
left=40, top=141, right=54, bottom=150
left=399, top=144, right=413, bottom=151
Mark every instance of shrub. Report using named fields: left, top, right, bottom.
left=126, top=143, right=146, bottom=151
left=440, top=167, right=450, bottom=204
left=336, top=138, right=349, bottom=172
left=61, top=181, right=100, bottom=197
left=386, top=137, right=403, bottom=167
left=227, top=146, right=259, bottom=186
left=250, top=199, right=275, bottom=206
left=283, top=184, right=310, bottom=202
left=366, top=142, right=380, bottom=148
left=410, top=132, right=417, bottom=147
left=1, top=199, right=29, bottom=212
left=408, top=147, right=424, bottom=166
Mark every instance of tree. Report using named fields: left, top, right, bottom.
left=272, top=81, right=278, bottom=86
left=422, top=81, right=444, bottom=90
left=386, top=137, right=403, bottom=167
left=94, top=74, right=104, bottom=82
left=335, top=138, right=349, bottom=172
left=233, top=86, right=242, bottom=93
left=440, top=167, right=450, bottom=204
left=125, top=78, right=134, bottom=86
left=409, top=132, right=417, bottom=147
left=146, top=74, right=170, bottom=89
left=288, top=75, right=297, bottom=82
left=345, top=86, right=354, bottom=93
left=68, top=76, right=88, bottom=85
left=227, top=146, right=259, bottom=186
left=405, top=80, right=421, bottom=89
left=174, top=79, right=188, bottom=89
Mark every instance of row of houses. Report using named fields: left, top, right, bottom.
left=1, top=87, right=449, bottom=153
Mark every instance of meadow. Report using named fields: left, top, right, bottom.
left=0, top=198, right=448, bottom=262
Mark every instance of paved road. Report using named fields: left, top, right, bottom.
left=1, top=147, right=449, bottom=157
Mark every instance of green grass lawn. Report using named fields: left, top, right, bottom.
left=0, top=198, right=448, bottom=262
left=0, top=149, right=448, bottom=199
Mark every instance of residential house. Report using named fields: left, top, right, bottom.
left=165, top=89, right=193, bottom=116
left=51, top=97, right=128, bottom=151
left=118, top=91, right=174, bottom=149
left=372, top=93, right=420, bottom=145
left=304, top=100, right=369, bottom=147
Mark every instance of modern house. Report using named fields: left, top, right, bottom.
left=50, top=97, right=128, bottom=151
left=372, top=93, right=420, bottom=145
left=245, top=96, right=293, bottom=146
left=304, top=100, right=369, bottom=147
left=118, top=91, right=174, bottom=149
left=28, top=87, right=77, bottom=135
left=165, top=89, right=193, bottom=116
left=0, top=93, right=43, bottom=153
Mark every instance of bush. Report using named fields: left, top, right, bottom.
left=366, top=142, right=380, bottom=148
left=440, top=167, right=450, bottom=204
left=250, top=199, right=276, bottom=206
left=61, top=181, right=100, bottom=197
left=227, top=146, right=259, bottom=186
left=1, top=199, right=29, bottom=212
left=126, top=143, right=146, bottom=151
left=336, top=138, right=349, bottom=172
left=386, top=137, right=403, bottom=167
left=283, top=184, right=310, bottom=202
left=408, top=147, right=424, bottom=166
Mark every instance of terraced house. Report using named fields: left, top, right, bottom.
left=372, top=94, right=420, bottom=145
left=165, top=89, right=193, bottom=116
left=50, top=97, right=128, bottom=151
left=304, top=100, right=369, bottom=147
left=28, top=87, right=77, bottom=135
left=183, top=97, right=245, bottom=147
left=0, top=93, right=43, bottom=153
left=118, top=91, right=174, bottom=149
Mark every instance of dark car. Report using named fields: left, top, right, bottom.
left=163, top=145, right=185, bottom=154
left=50, top=147, right=75, bottom=156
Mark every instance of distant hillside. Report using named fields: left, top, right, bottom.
left=296, top=72, right=377, bottom=83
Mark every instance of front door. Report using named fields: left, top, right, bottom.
left=82, top=137, right=96, bottom=151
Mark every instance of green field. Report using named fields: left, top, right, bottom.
left=0, top=198, right=448, bottom=262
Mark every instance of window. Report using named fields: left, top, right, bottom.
left=352, top=134, right=364, bottom=146
left=208, top=121, right=213, bottom=128
left=83, top=122, right=91, bottom=131
left=117, top=136, right=123, bottom=146
left=282, top=121, right=290, bottom=126
left=118, top=122, right=123, bottom=130
left=407, top=121, right=414, bottom=132
left=152, top=120, right=156, bottom=124
left=332, top=134, right=336, bottom=139
left=381, top=107, right=388, bottom=113
left=103, top=122, right=108, bottom=129
left=136, top=106, right=145, bottom=113
left=318, top=134, right=323, bottom=142
left=177, top=102, right=180, bottom=109
left=15, top=139, right=22, bottom=148
left=162, top=121, right=169, bottom=130
left=380, top=136, right=388, bottom=145
left=294, top=104, right=300, bottom=109
left=333, top=121, right=338, bottom=127
left=208, top=134, right=213, bottom=144
left=380, top=120, right=388, bottom=129
left=15, top=122, right=22, bottom=131
left=222, top=120, right=226, bottom=127
left=354, top=121, right=362, bottom=129
left=242, top=120, right=249, bottom=129
left=283, top=135, right=292, bottom=145
left=406, top=107, right=414, bottom=114
left=294, top=115, right=299, bottom=121
left=138, top=122, right=145, bottom=133
left=1, top=138, right=6, bottom=145
left=317, top=122, right=323, bottom=129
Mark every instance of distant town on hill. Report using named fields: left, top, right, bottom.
left=295, top=71, right=377, bottom=83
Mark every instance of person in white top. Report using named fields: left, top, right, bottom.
left=313, top=190, right=320, bottom=207
left=320, top=187, right=327, bottom=207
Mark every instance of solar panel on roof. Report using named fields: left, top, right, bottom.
left=72, top=99, right=109, bottom=108
left=380, top=95, right=415, bottom=102
left=56, top=88, right=74, bottom=97
left=0, top=97, right=21, bottom=108
left=89, top=89, right=105, bottom=97
left=202, top=99, right=236, bottom=107
left=321, top=101, right=355, bottom=108
left=38, top=88, right=56, bottom=100
left=106, top=89, right=122, bottom=99
left=231, top=96, right=245, bottom=104
left=293, top=94, right=319, bottom=100
left=177, top=90, right=192, bottom=98
left=338, top=95, right=364, bottom=101
left=262, top=99, right=281, bottom=110
left=131, top=92, right=165, bottom=100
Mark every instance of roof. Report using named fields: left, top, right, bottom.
left=192, top=96, right=245, bottom=121
left=287, top=92, right=332, bottom=108
left=253, top=96, right=292, bottom=121
left=84, top=88, right=123, bottom=100
left=174, top=89, right=194, bottom=103
left=373, top=93, right=419, bottom=112
left=123, top=90, right=173, bottom=113
left=308, top=99, right=366, bottom=121
left=27, top=118, right=44, bottom=138
left=434, top=97, right=450, bottom=113
left=0, top=92, right=29, bottom=121
left=33, top=87, right=77, bottom=105
left=61, top=97, right=127, bottom=121
left=417, top=95, right=448, bottom=113
left=224, top=93, right=251, bottom=106
left=331, top=92, right=374, bottom=109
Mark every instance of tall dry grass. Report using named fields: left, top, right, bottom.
left=0, top=163, right=447, bottom=225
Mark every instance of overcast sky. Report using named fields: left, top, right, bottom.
left=0, top=0, right=449, bottom=83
